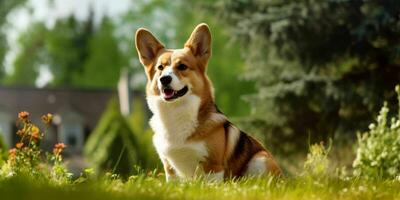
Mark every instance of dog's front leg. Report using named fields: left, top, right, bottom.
left=162, top=158, right=177, bottom=182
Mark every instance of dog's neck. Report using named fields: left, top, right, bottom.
left=147, top=93, right=221, bottom=142
left=147, top=94, right=201, bottom=142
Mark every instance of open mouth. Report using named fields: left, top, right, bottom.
left=162, top=86, right=189, bottom=101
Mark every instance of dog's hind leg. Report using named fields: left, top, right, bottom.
left=202, top=164, right=225, bottom=182
left=244, top=151, right=282, bottom=177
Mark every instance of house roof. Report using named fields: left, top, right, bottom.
left=0, top=86, right=142, bottom=129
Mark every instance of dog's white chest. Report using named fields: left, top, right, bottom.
left=147, top=95, right=208, bottom=178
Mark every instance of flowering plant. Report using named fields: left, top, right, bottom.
left=353, top=85, right=400, bottom=179
left=0, top=111, right=71, bottom=182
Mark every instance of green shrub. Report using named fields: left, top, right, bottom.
left=84, top=98, right=142, bottom=177
left=127, top=97, right=160, bottom=170
left=0, top=132, right=7, bottom=166
left=353, top=85, right=400, bottom=179
left=302, top=141, right=331, bottom=178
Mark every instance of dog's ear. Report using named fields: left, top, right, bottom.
left=185, top=23, right=212, bottom=61
left=135, top=28, right=165, bottom=66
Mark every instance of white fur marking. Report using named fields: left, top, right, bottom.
left=205, top=171, right=224, bottom=182
left=210, top=113, right=227, bottom=123
left=158, top=67, right=185, bottom=91
left=245, top=155, right=267, bottom=176
left=148, top=94, right=208, bottom=179
left=226, top=125, right=240, bottom=158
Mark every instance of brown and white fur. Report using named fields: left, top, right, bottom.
left=135, top=23, right=282, bottom=182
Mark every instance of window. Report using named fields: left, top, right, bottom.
left=60, top=123, right=83, bottom=153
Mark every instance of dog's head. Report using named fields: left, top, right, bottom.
left=135, top=23, right=213, bottom=104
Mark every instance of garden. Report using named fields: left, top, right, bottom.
left=1, top=0, right=400, bottom=199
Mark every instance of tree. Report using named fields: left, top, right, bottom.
left=6, top=14, right=95, bottom=87
left=216, top=0, right=400, bottom=153
left=73, top=17, right=127, bottom=88
left=0, top=0, right=26, bottom=82
left=5, top=23, right=46, bottom=85
left=45, top=15, right=94, bottom=86
left=7, top=11, right=128, bottom=88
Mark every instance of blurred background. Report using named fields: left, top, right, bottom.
left=0, top=0, right=399, bottom=176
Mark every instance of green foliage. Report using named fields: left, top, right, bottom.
left=45, top=15, right=94, bottom=86
left=75, top=17, right=126, bottom=88
left=6, top=0, right=253, bottom=117
left=353, top=86, right=400, bottom=179
left=84, top=98, right=142, bottom=176
left=215, top=0, right=400, bottom=153
left=6, top=13, right=126, bottom=88
left=5, top=22, right=47, bottom=85
left=0, top=0, right=27, bottom=82
left=303, top=141, right=331, bottom=178
left=0, top=132, right=7, bottom=166
left=127, top=97, right=160, bottom=170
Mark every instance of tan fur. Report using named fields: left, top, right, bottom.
left=135, top=23, right=282, bottom=181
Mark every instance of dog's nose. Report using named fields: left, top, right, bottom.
left=160, top=75, right=172, bottom=86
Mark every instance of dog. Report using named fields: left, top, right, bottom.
left=135, top=23, right=282, bottom=181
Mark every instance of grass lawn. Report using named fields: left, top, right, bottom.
left=1, top=174, right=400, bottom=200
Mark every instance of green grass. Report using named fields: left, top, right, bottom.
left=1, top=174, right=400, bottom=200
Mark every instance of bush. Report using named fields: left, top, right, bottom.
left=302, top=141, right=331, bottom=178
left=353, top=85, right=400, bottom=179
left=0, top=133, right=7, bottom=166
left=127, top=97, right=160, bottom=170
left=84, top=98, right=142, bottom=177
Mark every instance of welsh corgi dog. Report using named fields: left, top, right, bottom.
left=135, top=23, right=282, bottom=181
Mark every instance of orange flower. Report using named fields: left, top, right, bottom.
left=18, top=111, right=29, bottom=121
left=32, top=131, right=40, bottom=141
left=54, top=143, right=66, bottom=149
left=16, top=129, right=25, bottom=136
left=41, top=113, right=53, bottom=124
left=15, top=142, right=24, bottom=149
left=53, top=143, right=66, bottom=156
left=8, top=148, right=17, bottom=158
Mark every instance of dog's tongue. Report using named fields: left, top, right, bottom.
left=163, top=88, right=175, bottom=99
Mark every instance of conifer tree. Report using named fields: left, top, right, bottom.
left=84, top=98, right=142, bottom=176
left=217, top=0, right=400, bottom=153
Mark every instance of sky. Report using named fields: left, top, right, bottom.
left=4, top=0, right=132, bottom=87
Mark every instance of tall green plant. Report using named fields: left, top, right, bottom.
left=0, top=132, right=7, bottom=166
left=84, top=98, right=142, bottom=176
left=127, top=97, right=160, bottom=170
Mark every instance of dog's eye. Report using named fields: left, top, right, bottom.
left=177, top=64, right=188, bottom=71
left=157, top=65, right=164, bottom=70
